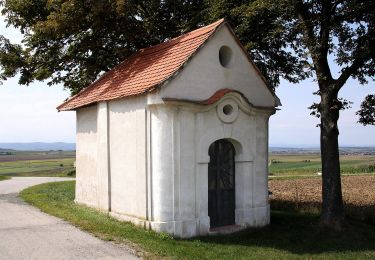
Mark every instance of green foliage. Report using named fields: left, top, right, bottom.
left=357, top=94, right=375, bottom=125
left=20, top=181, right=375, bottom=259
left=66, top=169, right=75, bottom=176
left=0, top=0, right=204, bottom=94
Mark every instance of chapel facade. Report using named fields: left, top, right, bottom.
left=58, top=19, right=280, bottom=238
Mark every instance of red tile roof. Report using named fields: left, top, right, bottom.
left=57, top=19, right=225, bottom=111
left=201, top=89, right=234, bottom=105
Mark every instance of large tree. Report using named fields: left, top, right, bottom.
left=0, top=0, right=374, bottom=227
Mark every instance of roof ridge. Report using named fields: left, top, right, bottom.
left=172, top=19, right=223, bottom=38
left=138, top=19, right=225, bottom=53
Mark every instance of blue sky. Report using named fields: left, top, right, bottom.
left=0, top=17, right=373, bottom=146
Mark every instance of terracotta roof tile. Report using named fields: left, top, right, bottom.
left=57, top=19, right=225, bottom=111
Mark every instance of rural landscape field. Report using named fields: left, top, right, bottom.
left=2, top=146, right=374, bottom=223
left=268, top=147, right=375, bottom=223
left=0, top=149, right=75, bottom=178
left=2, top=146, right=375, bottom=258
left=1, top=146, right=374, bottom=182
left=269, top=148, right=375, bottom=177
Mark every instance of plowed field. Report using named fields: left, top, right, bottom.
left=269, top=175, right=375, bottom=222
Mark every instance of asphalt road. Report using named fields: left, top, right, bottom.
left=0, top=177, right=138, bottom=260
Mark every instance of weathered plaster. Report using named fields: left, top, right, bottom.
left=75, top=105, right=99, bottom=207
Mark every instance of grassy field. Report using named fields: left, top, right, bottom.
left=20, top=181, right=375, bottom=259
left=269, top=154, right=375, bottom=177
left=1, top=150, right=373, bottom=178
left=0, top=150, right=75, bottom=162
left=0, top=151, right=75, bottom=177
left=0, top=175, right=10, bottom=181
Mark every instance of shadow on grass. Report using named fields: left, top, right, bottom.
left=197, top=210, right=375, bottom=256
left=271, top=199, right=375, bottom=224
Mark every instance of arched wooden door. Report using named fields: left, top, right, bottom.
left=208, top=139, right=235, bottom=228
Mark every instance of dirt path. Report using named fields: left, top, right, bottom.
left=0, top=177, right=138, bottom=260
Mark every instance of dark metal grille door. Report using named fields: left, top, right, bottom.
left=208, top=139, right=235, bottom=228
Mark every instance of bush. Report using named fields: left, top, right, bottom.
left=271, top=160, right=282, bottom=164
left=67, top=170, right=76, bottom=176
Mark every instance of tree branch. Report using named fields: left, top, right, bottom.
left=293, top=0, right=317, bottom=51
left=294, top=0, right=333, bottom=85
left=317, top=0, right=333, bottom=83
left=319, top=1, right=330, bottom=56
left=335, top=57, right=364, bottom=90
left=334, top=29, right=373, bottom=91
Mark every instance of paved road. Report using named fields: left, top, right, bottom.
left=0, top=177, right=138, bottom=260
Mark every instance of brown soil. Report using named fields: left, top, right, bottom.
left=269, top=175, right=375, bottom=222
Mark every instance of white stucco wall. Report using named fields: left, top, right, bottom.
left=75, top=105, right=99, bottom=207
left=75, top=97, right=148, bottom=221
left=108, top=96, right=147, bottom=220
left=159, top=25, right=278, bottom=108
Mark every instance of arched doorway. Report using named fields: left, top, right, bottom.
left=208, top=139, right=235, bottom=228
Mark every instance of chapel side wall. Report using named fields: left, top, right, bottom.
left=149, top=105, right=174, bottom=227
left=108, top=97, right=147, bottom=220
left=75, top=105, right=99, bottom=208
left=253, top=113, right=271, bottom=226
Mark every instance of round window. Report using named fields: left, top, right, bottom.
left=217, top=100, right=239, bottom=123
left=223, top=104, right=233, bottom=115
left=219, top=46, right=233, bottom=68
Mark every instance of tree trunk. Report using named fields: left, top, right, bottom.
left=319, top=90, right=345, bottom=229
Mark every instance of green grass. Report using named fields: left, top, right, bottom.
left=269, top=154, right=375, bottom=177
left=0, top=175, right=10, bottom=181
left=0, top=158, right=75, bottom=177
left=20, top=181, right=375, bottom=259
